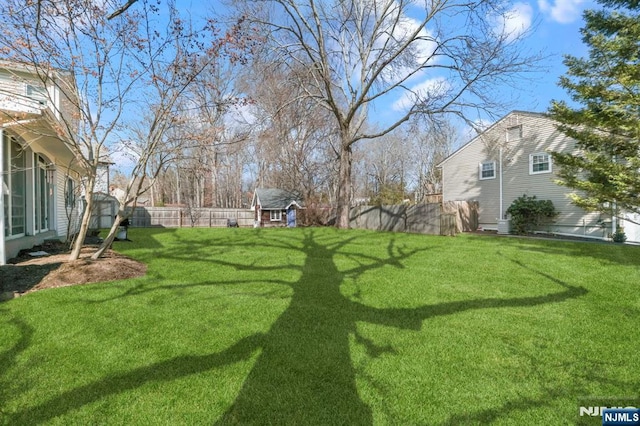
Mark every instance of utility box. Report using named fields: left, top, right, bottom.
left=497, top=219, right=511, bottom=235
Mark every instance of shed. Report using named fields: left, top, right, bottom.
left=251, top=188, right=303, bottom=227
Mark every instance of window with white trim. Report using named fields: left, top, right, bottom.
left=4, top=137, right=26, bottom=237
left=529, top=153, right=552, bottom=174
left=270, top=210, right=282, bottom=221
left=479, top=161, right=496, bottom=180
left=26, top=83, right=48, bottom=105
left=66, top=178, right=76, bottom=207
left=34, top=155, right=51, bottom=232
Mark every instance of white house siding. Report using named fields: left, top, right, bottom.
left=1, top=131, right=81, bottom=263
left=0, top=70, right=27, bottom=97
left=441, top=111, right=610, bottom=239
left=1, top=62, right=84, bottom=264
left=54, top=167, right=82, bottom=242
left=441, top=128, right=501, bottom=228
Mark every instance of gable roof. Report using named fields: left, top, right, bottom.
left=252, top=188, right=303, bottom=210
left=438, top=110, right=547, bottom=168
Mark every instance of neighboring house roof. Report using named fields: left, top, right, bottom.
left=438, top=110, right=546, bottom=168
left=252, top=188, right=303, bottom=210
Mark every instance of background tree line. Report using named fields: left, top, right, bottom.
left=0, top=0, right=544, bottom=259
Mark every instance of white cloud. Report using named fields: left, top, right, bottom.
left=109, top=145, right=138, bottom=175
left=392, top=77, right=450, bottom=111
left=227, top=102, right=258, bottom=127
left=462, top=119, right=493, bottom=142
left=392, top=15, right=436, bottom=65
left=340, top=0, right=438, bottom=87
left=538, top=0, right=585, bottom=23
left=493, top=2, right=534, bottom=41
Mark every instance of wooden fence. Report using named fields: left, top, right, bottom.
left=349, top=201, right=478, bottom=235
left=93, top=202, right=478, bottom=234
left=442, top=200, right=479, bottom=233
left=128, top=207, right=255, bottom=228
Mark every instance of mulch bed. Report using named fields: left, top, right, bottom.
left=0, top=241, right=147, bottom=300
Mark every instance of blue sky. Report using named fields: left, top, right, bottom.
left=152, top=0, right=593, bottom=137
left=110, top=0, right=595, bottom=173
left=501, top=0, right=593, bottom=112
left=210, top=0, right=590, bottom=123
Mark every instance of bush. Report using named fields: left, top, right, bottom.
left=506, top=195, right=558, bottom=234
left=610, top=227, right=627, bottom=243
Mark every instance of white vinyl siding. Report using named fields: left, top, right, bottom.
left=441, top=112, right=606, bottom=237
left=479, top=161, right=496, bottom=180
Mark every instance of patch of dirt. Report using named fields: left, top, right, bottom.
left=0, top=241, right=147, bottom=299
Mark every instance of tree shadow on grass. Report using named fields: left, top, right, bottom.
left=466, top=233, right=640, bottom=267
left=7, top=229, right=589, bottom=424
left=441, top=338, right=640, bottom=425
left=0, top=312, right=33, bottom=420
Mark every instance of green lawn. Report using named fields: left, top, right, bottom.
left=1, top=227, right=638, bottom=425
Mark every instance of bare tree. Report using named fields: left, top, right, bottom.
left=239, top=61, right=337, bottom=201
left=407, top=116, right=459, bottom=202
left=358, top=129, right=412, bottom=205
left=92, top=16, right=250, bottom=258
left=0, top=0, right=249, bottom=260
left=0, top=0, right=157, bottom=259
left=233, top=0, right=541, bottom=227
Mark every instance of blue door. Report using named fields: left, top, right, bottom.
left=287, top=207, right=296, bottom=227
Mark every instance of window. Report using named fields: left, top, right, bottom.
left=4, top=137, right=26, bottom=237
left=66, top=178, right=76, bottom=207
left=479, top=161, right=496, bottom=180
left=26, top=84, right=47, bottom=105
left=270, top=210, right=282, bottom=221
left=507, top=125, right=522, bottom=141
left=530, top=153, right=552, bottom=174
left=34, top=155, right=51, bottom=232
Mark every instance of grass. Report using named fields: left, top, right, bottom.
left=0, top=227, right=638, bottom=425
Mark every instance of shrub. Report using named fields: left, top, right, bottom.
left=610, top=227, right=627, bottom=243
left=506, top=195, right=558, bottom=234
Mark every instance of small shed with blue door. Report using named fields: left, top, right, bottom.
left=251, top=188, right=303, bottom=227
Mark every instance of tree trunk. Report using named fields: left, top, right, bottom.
left=335, top=143, right=352, bottom=229
left=91, top=210, right=124, bottom=259
left=69, top=188, right=94, bottom=261
left=176, top=166, right=181, bottom=205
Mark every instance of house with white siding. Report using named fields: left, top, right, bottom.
left=0, top=61, right=83, bottom=264
left=439, top=110, right=639, bottom=242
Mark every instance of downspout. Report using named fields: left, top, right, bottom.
left=499, top=146, right=503, bottom=220
left=0, top=128, right=5, bottom=265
